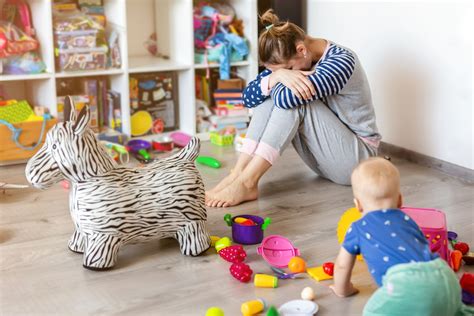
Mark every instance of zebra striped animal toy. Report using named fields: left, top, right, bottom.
left=25, top=97, right=211, bottom=270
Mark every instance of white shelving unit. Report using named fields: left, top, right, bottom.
left=0, top=0, right=258, bottom=137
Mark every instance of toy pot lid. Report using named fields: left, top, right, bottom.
left=278, top=300, right=319, bottom=316
left=257, top=235, right=300, bottom=268
left=127, top=139, right=151, bottom=152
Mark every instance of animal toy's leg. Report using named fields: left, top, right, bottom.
left=68, top=230, right=85, bottom=253
left=176, top=220, right=211, bottom=256
left=82, top=233, right=122, bottom=270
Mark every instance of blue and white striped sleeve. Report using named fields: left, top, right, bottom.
left=271, top=45, right=356, bottom=109
left=242, top=69, right=272, bottom=108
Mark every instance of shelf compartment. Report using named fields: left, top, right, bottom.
left=128, top=56, right=191, bottom=73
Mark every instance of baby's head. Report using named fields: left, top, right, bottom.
left=351, top=157, right=402, bottom=214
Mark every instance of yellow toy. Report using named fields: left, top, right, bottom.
left=337, top=207, right=363, bottom=261
left=306, top=266, right=333, bottom=282
left=210, top=236, right=221, bottom=247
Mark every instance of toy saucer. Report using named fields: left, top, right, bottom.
left=126, top=139, right=151, bottom=152
left=257, top=235, right=300, bottom=268
left=278, top=299, right=319, bottom=315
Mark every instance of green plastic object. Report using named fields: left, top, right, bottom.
left=266, top=306, right=279, bottom=316
left=262, top=217, right=272, bottom=230
left=206, top=307, right=225, bottom=316
left=215, top=237, right=232, bottom=252
left=224, top=213, right=232, bottom=227
left=138, top=148, right=150, bottom=160
left=197, top=156, right=221, bottom=168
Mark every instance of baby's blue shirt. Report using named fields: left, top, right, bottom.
left=342, top=209, right=437, bottom=286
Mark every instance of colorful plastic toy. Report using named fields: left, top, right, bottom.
left=306, top=266, right=333, bottom=281
left=230, top=262, right=253, bottom=283
left=451, top=250, right=463, bottom=272
left=254, top=274, right=278, bottom=288
left=288, top=256, right=307, bottom=274
left=266, top=306, right=279, bottom=316
left=278, top=300, right=319, bottom=316
left=337, top=207, right=363, bottom=261
left=152, top=136, right=174, bottom=152
left=219, top=245, right=247, bottom=263
left=206, top=307, right=225, bottom=316
left=224, top=213, right=271, bottom=245
left=271, top=266, right=297, bottom=280
left=197, top=156, right=221, bottom=168
left=25, top=98, right=211, bottom=270
left=210, top=235, right=221, bottom=247
left=126, top=139, right=151, bottom=161
left=460, top=273, right=474, bottom=294
left=322, top=262, right=335, bottom=276
left=301, top=287, right=316, bottom=301
left=454, top=242, right=470, bottom=255
left=170, top=131, right=192, bottom=147
left=257, top=235, right=300, bottom=268
left=234, top=217, right=248, bottom=224
left=241, top=299, right=265, bottom=316
left=401, top=207, right=450, bottom=263
left=215, top=237, right=232, bottom=252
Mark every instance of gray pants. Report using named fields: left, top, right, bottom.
left=246, top=98, right=377, bottom=185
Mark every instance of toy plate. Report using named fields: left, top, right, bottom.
left=257, top=235, right=300, bottom=268
left=278, top=299, right=319, bottom=315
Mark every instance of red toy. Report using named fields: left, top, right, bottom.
left=322, top=262, right=335, bottom=276
left=460, top=273, right=474, bottom=294
left=219, top=245, right=247, bottom=263
left=230, top=262, right=253, bottom=283
left=454, top=242, right=470, bottom=255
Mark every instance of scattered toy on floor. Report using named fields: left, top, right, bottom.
left=301, top=287, right=316, bottom=301
left=288, top=256, right=307, bottom=274
left=278, top=300, right=318, bottom=316
left=306, top=266, right=333, bottom=282
left=254, top=274, right=278, bottom=288
left=241, top=299, right=265, bottom=316
left=197, top=156, right=221, bottom=168
left=257, top=235, right=300, bottom=268
left=206, top=307, right=225, bottom=316
left=224, top=213, right=271, bottom=245
left=230, top=262, right=253, bottom=283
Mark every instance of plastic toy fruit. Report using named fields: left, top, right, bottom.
left=205, top=307, right=224, bottom=316
left=215, top=237, right=232, bottom=252
left=288, top=256, right=306, bottom=273
left=240, top=219, right=256, bottom=226
left=322, top=262, right=335, bottom=276
left=460, top=273, right=474, bottom=294
left=219, top=245, right=247, bottom=263
left=454, top=242, right=470, bottom=255
left=230, top=262, right=253, bottom=283
left=451, top=250, right=463, bottom=272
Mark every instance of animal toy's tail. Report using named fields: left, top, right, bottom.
left=175, top=136, right=200, bottom=162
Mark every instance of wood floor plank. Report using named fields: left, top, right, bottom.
left=0, top=143, right=472, bottom=315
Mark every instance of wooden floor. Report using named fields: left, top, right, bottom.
left=1, top=143, right=473, bottom=316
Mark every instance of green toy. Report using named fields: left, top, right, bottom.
left=197, top=156, right=221, bottom=168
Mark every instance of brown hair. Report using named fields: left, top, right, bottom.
left=258, top=9, right=306, bottom=65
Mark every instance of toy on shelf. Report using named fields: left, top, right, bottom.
left=257, top=235, right=300, bottom=268
left=25, top=97, right=211, bottom=270
left=278, top=300, right=319, bottom=316
left=197, top=156, right=221, bottom=169
left=129, top=73, right=178, bottom=136
left=254, top=274, right=278, bottom=288
left=241, top=299, right=265, bottom=316
left=224, top=213, right=271, bottom=245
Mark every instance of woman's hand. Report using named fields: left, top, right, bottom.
left=269, top=69, right=316, bottom=101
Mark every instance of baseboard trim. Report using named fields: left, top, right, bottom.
left=379, top=142, right=474, bottom=183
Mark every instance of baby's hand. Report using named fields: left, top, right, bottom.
left=329, top=283, right=359, bottom=298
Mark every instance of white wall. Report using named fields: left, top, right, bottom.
left=307, top=0, right=473, bottom=169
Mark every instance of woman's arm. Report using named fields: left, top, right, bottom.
left=271, top=45, right=356, bottom=109
left=242, top=69, right=272, bottom=108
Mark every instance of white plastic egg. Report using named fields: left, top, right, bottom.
left=301, top=286, right=316, bottom=301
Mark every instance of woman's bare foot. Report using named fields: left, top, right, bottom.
left=205, top=178, right=258, bottom=207
left=206, top=171, right=239, bottom=196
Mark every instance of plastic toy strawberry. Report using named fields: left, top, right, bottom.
left=323, top=262, right=335, bottom=276
left=219, top=245, right=247, bottom=263
left=230, top=262, right=253, bottom=283
left=454, top=242, right=470, bottom=255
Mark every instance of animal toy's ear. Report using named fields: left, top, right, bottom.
left=73, top=105, right=90, bottom=135
left=63, top=95, right=76, bottom=122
